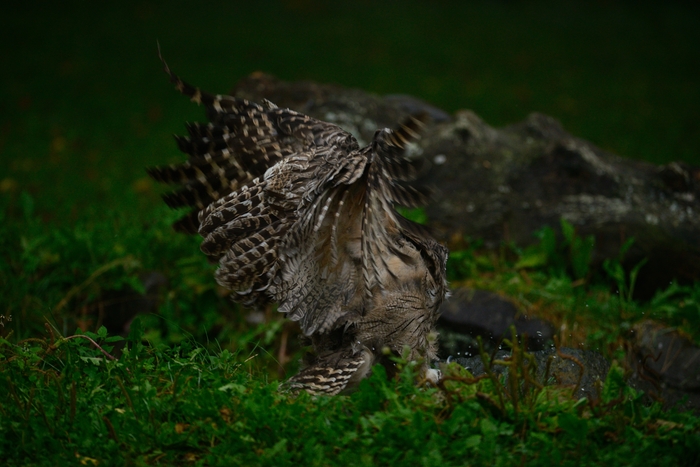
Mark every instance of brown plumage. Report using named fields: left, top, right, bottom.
left=148, top=54, right=449, bottom=395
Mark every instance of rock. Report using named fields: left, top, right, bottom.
left=448, top=347, right=610, bottom=402
left=420, top=112, right=700, bottom=299
left=231, top=74, right=700, bottom=298
left=232, top=73, right=437, bottom=147
left=626, top=320, right=700, bottom=413
left=437, top=287, right=554, bottom=357
left=93, top=271, right=167, bottom=335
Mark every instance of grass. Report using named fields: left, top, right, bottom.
left=2, top=1, right=700, bottom=465
left=447, top=220, right=700, bottom=351
left=2, top=325, right=699, bottom=466
left=2, top=198, right=700, bottom=465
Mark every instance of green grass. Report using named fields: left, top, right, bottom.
left=2, top=1, right=700, bottom=465
left=2, top=326, right=699, bottom=466
left=2, top=198, right=700, bottom=465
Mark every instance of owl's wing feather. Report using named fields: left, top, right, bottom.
left=148, top=52, right=353, bottom=233
left=197, top=114, right=430, bottom=336
left=203, top=116, right=429, bottom=335
left=150, top=54, right=433, bottom=336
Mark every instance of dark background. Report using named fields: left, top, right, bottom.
left=1, top=0, right=698, bottom=221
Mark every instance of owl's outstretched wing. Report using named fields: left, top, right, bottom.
left=198, top=111, right=432, bottom=336
left=149, top=55, right=435, bottom=338
left=147, top=53, right=356, bottom=234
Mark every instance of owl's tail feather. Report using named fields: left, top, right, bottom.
left=280, top=347, right=373, bottom=396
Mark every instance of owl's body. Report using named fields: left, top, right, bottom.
left=149, top=56, right=448, bottom=394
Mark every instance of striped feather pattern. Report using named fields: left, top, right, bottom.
left=148, top=52, right=448, bottom=394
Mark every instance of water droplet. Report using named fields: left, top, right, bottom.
left=433, top=154, right=447, bottom=165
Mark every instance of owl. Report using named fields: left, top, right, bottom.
left=148, top=54, right=449, bottom=395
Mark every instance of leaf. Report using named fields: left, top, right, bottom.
left=265, top=439, right=288, bottom=458
left=539, top=226, right=557, bottom=258
left=464, top=434, right=481, bottom=449
left=558, top=412, right=588, bottom=437
left=80, top=357, right=103, bottom=366
left=127, top=316, right=144, bottom=344
left=627, top=257, right=648, bottom=301
left=560, top=218, right=575, bottom=244
left=218, top=383, right=246, bottom=394
left=619, top=237, right=636, bottom=258
left=602, top=362, right=627, bottom=404
left=480, top=418, right=498, bottom=437
left=514, top=250, right=548, bottom=269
